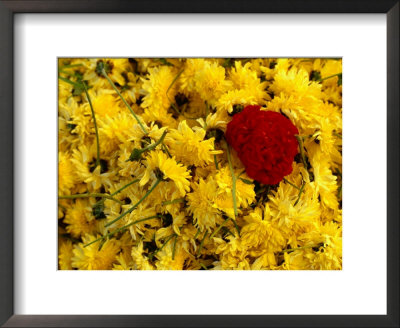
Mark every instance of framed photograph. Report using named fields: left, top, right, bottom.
left=1, top=1, right=398, bottom=327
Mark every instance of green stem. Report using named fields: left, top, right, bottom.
left=84, top=215, right=161, bottom=248
left=293, top=182, right=305, bottom=206
left=83, top=82, right=100, bottom=168
left=93, top=179, right=140, bottom=208
left=224, top=228, right=235, bottom=238
left=101, top=68, right=147, bottom=134
left=200, top=263, right=208, bottom=270
left=167, top=69, right=184, bottom=98
left=209, top=217, right=230, bottom=239
left=137, top=130, right=167, bottom=157
left=127, top=131, right=168, bottom=161
left=144, top=130, right=167, bottom=152
left=283, top=178, right=301, bottom=190
left=58, top=193, right=123, bottom=204
left=197, top=231, right=208, bottom=257
left=205, top=101, right=210, bottom=118
left=105, top=178, right=162, bottom=227
left=162, top=198, right=185, bottom=206
left=295, top=135, right=308, bottom=170
left=193, top=229, right=200, bottom=240
left=214, top=154, right=219, bottom=170
left=161, top=143, right=172, bottom=158
left=231, top=218, right=241, bottom=237
left=320, top=73, right=341, bottom=82
left=149, top=234, right=176, bottom=260
left=172, top=235, right=178, bottom=260
left=226, top=141, right=238, bottom=217
left=58, top=76, right=81, bottom=87
left=110, top=179, right=140, bottom=197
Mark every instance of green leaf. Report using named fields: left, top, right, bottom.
left=72, top=84, right=85, bottom=96
left=74, top=71, right=84, bottom=81
left=337, top=73, right=342, bottom=86
left=127, top=148, right=143, bottom=161
left=239, top=177, right=253, bottom=185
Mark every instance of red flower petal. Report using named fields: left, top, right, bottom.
left=226, top=106, right=299, bottom=185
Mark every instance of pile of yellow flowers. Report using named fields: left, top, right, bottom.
left=58, top=57, right=342, bottom=270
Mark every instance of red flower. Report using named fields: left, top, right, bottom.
left=225, top=105, right=299, bottom=185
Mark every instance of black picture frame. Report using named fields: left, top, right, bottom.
left=0, top=1, right=398, bottom=327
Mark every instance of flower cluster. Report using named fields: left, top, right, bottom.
left=58, top=58, right=342, bottom=270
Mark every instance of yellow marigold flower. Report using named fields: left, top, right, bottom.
left=322, top=86, right=342, bottom=107
left=112, top=253, right=133, bottom=270
left=307, top=120, right=342, bottom=165
left=108, top=59, right=132, bottom=85
left=312, top=223, right=342, bottom=270
left=131, top=241, right=155, bottom=270
left=58, top=77, right=73, bottom=101
left=216, top=89, right=260, bottom=114
left=117, top=147, right=145, bottom=178
left=166, top=120, right=222, bottom=167
left=270, top=66, right=321, bottom=99
left=80, top=58, right=130, bottom=90
left=140, top=150, right=191, bottom=197
left=308, top=147, right=339, bottom=212
left=241, top=206, right=286, bottom=253
left=71, top=144, right=116, bottom=191
left=58, top=239, right=74, bottom=270
left=72, top=234, right=120, bottom=270
left=214, top=236, right=250, bottom=270
left=268, top=178, right=321, bottom=234
left=112, top=231, right=136, bottom=270
left=65, top=100, right=94, bottom=142
left=58, top=152, right=77, bottom=195
left=251, top=252, right=279, bottom=270
left=197, top=110, right=229, bottom=133
left=216, top=61, right=269, bottom=113
left=295, top=221, right=342, bottom=270
left=155, top=239, right=188, bottom=270
left=179, top=58, right=206, bottom=93
left=150, top=180, right=186, bottom=209
left=91, top=93, right=121, bottom=118
left=158, top=197, right=187, bottom=235
left=187, top=177, right=222, bottom=232
left=320, top=59, right=342, bottom=88
left=64, top=199, right=98, bottom=238
left=141, top=65, right=177, bottom=124
left=282, top=249, right=314, bottom=270
left=194, top=60, right=232, bottom=105
left=98, top=112, right=139, bottom=155
left=214, top=166, right=256, bottom=218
